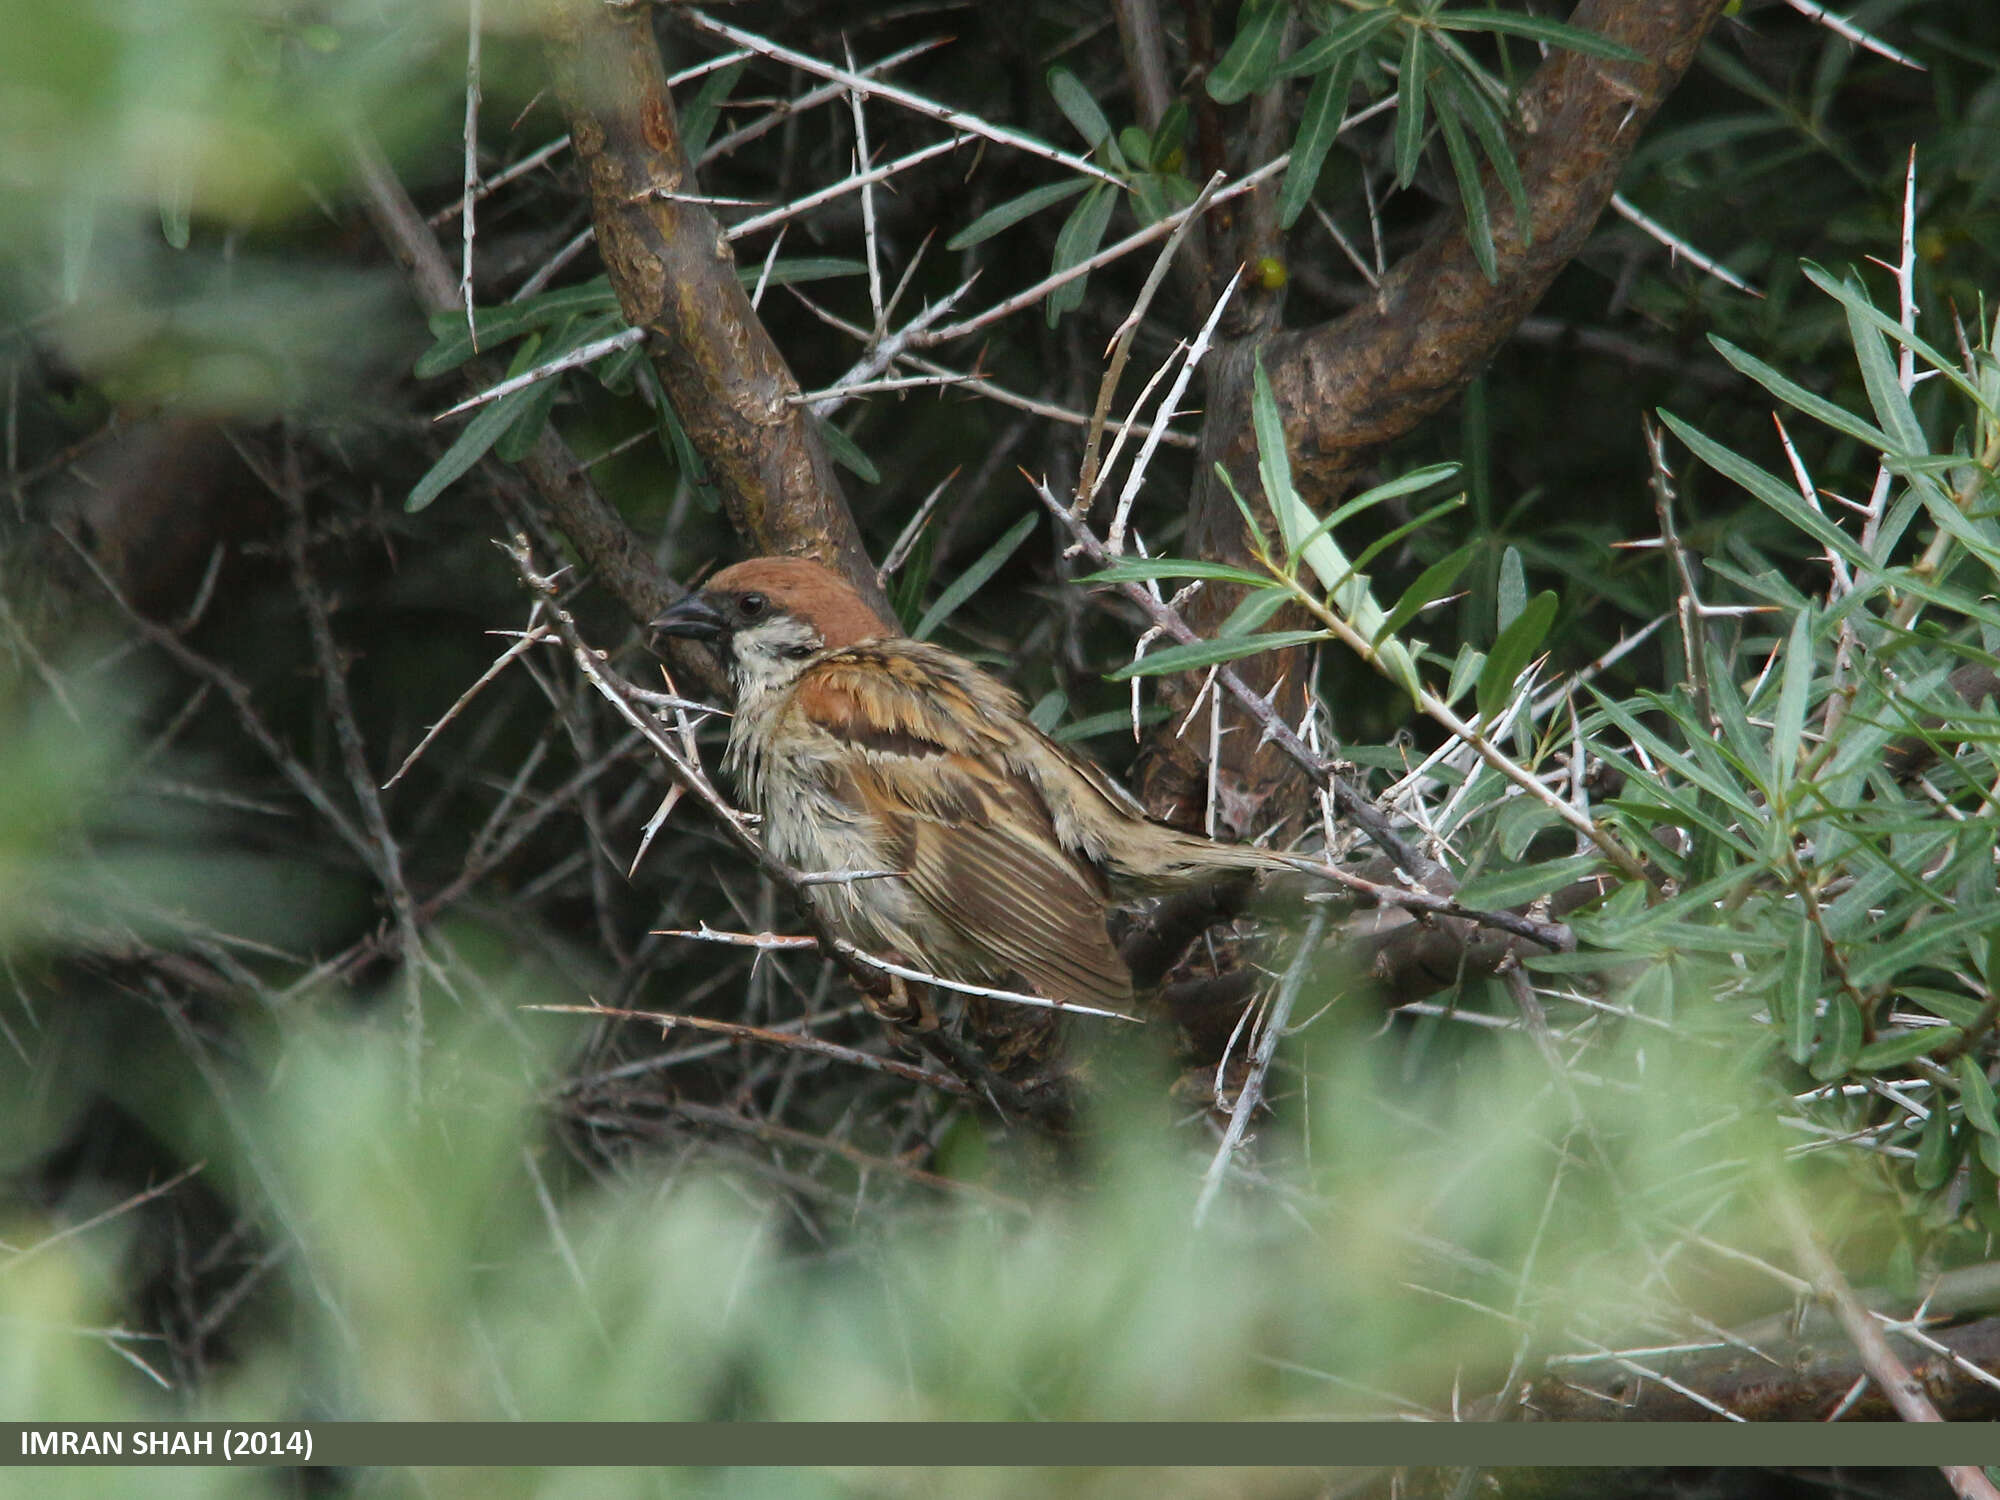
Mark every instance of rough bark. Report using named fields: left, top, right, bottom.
left=541, top=0, right=888, bottom=615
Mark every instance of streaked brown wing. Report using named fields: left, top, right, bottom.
left=851, top=757, right=1132, bottom=1010
left=791, top=647, right=1131, bottom=1008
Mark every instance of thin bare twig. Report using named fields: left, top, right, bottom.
left=384, top=621, right=552, bottom=789
left=656, top=924, right=1142, bottom=1023
left=1077, top=171, right=1224, bottom=506
left=525, top=1000, right=975, bottom=1096
left=1194, top=910, right=1328, bottom=1226
left=685, top=10, right=1120, bottom=185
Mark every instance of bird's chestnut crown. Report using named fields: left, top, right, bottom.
left=651, top=558, right=894, bottom=680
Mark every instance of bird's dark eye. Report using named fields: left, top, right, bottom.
left=738, top=593, right=768, bottom=619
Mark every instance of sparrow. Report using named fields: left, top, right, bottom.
left=652, top=556, right=1298, bottom=1013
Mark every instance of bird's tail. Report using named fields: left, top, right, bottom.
left=1110, top=824, right=1320, bottom=895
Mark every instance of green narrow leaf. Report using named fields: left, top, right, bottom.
left=1345, top=462, right=1464, bottom=511
left=1082, top=558, right=1274, bottom=587
left=1438, top=67, right=1528, bottom=247
left=1208, top=0, right=1288, bottom=104
left=1810, top=994, right=1863, bottom=1081
left=1217, top=586, right=1292, bottom=638
left=1475, top=589, right=1556, bottom=720
left=1376, top=541, right=1479, bottom=642
left=414, top=280, right=621, bottom=377
left=1856, top=1028, right=1957, bottom=1073
left=735, top=257, right=868, bottom=288
left=1107, top=629, right=1333, bottom=680
left=647, top=366, right=710, bottom=490
left=1052, top=705, right=1171, bottom=742
left=1028, top=690, right=1068, bottom=733
left=493, top=374, right=561, bottom=463
left=1496, top=546, right=1527, bottom=634
left=1046, top=183, right=1118, bottom=326
left=1656, top=411, right=1869, bottom=569
left=1770, top=610, right=1814, bottom=792
left=1047, top=66, right=1113, bottom=148
left=1118, top=126, right=1153, bottom=169
left=1214, top=465, right=1270, bottom=553
left=1802, top=262, right=2000, bottom=424
left=1276, top=10, right=1400, bottom=79
left=948, top=180, right=1094, bottom=250
left=1329, top=495, right=1466, bottom=592
left=1278, top=53, right=1356, bottom=230
left=1252, top=361, right=1404, bottom=680
left=1431, top=11, right=1643, bottom=61
left=1707, top=336, right=1891, bottom=451
left=1394, top=26, right=1428, bottom=189
left=1455, top=852, right=1604, bottom=910
left=1959, top=1056, right=2000, bottom=1136
left=914, top=511, right=1038, bottom=640
left=1703, top=641, right=1771, bottom=801
left=816, top=418, right=879, bottom=484
left=1781, top=918, right=1821, bottom=1066
left=1847, top=905, right=2000, bottom=991
left=1253, top=356, right=1302, bottom=553
left=1431, top=78, right=1495, bottom=282
left=594, top=339, right=646, bottom=395
left=1913, top=1105, right=1954, bottom=1189
left=408, top=391, right=528, bottom=512
left=680, top=60, right=746, bottom=164
left=1841, top=282, right=1926, bottom=456
left=1446, top=642, right=1485, bottom=706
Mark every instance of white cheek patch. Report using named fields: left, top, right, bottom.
left=731, top=618, right=823, bottom=671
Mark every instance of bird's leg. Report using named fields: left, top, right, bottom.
left=860, top=972, right=939, bottom=1031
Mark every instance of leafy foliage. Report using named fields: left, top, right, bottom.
left=3, top=0, right=2000, bottom=1456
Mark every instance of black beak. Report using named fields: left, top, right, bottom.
left=650, top=592, right=727, bottom=642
